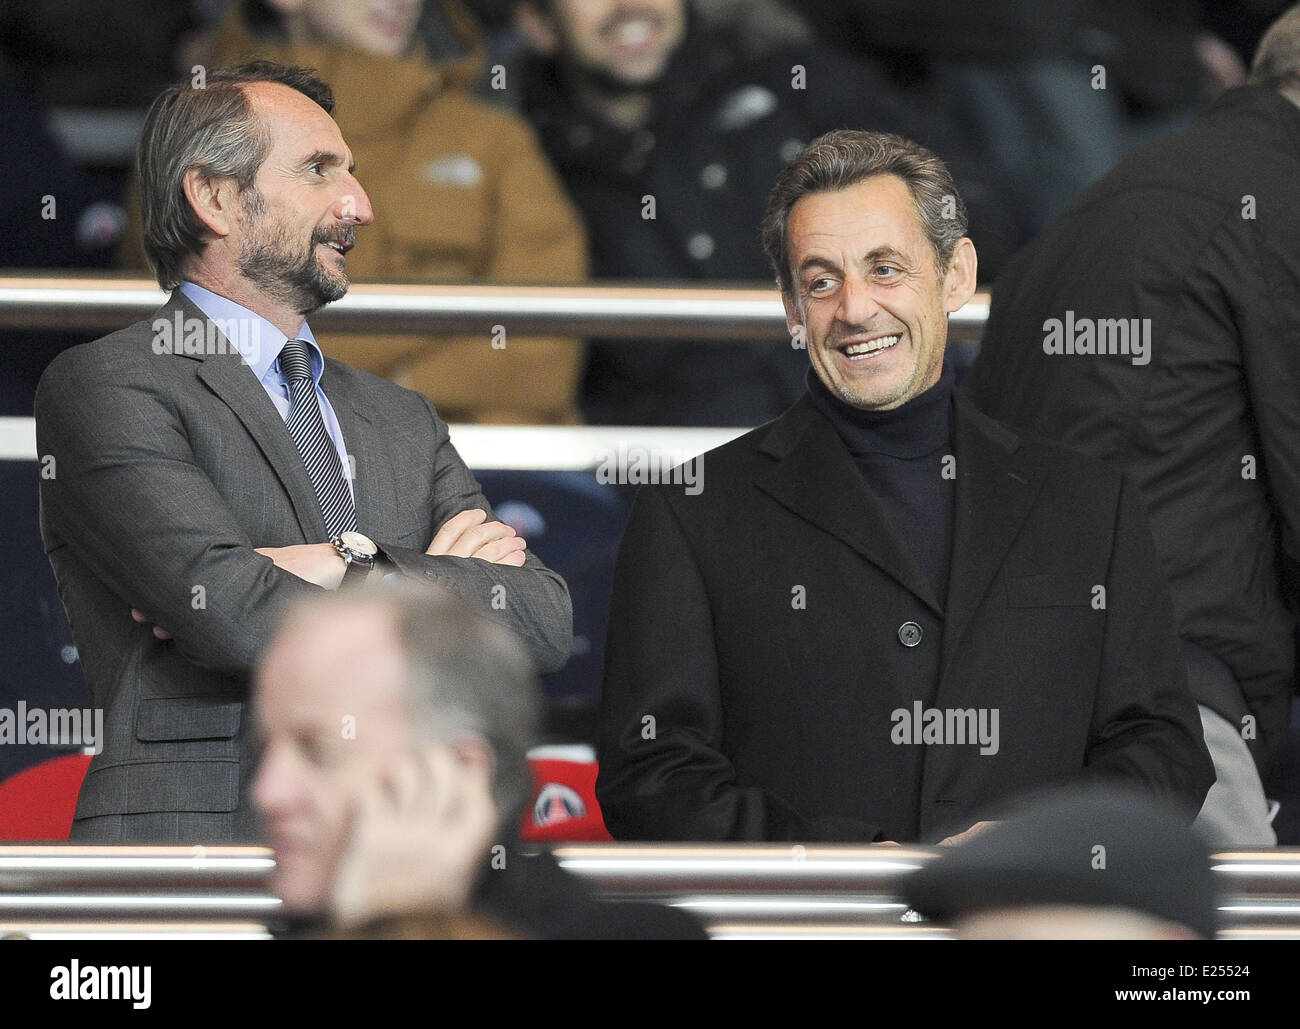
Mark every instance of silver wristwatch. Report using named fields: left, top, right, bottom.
left=331, top=531, right=379, bottom=588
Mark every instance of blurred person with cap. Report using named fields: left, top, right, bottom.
left=903, top=783, right=1220, bottom=940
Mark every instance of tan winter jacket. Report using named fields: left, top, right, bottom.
left=124, top=0, right=588, bottom=424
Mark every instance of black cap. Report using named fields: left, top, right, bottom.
left=903, top=784, right=1219, bottom=938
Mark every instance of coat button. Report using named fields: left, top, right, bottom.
left=687, top=233, right=715, bottom=260
left=898, top=621, right=923, bottom=647
left=700, top=162, right=727, bottom=189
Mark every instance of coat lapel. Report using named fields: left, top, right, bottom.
left=162, top=292, right=329, bottom=542
left=753, top=397, right=942, bottom=614
left=938, top=394, right=1046, bottom=679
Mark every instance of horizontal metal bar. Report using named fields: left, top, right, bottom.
left=0, top=895, right=282, bottom=923
left=0, top=846, right=275, bottom=891
left=1219, top=926, right=1300, bottom=940
left=0, top=922, right=273, bottom=941
left=0, top=894, right=279, bottom=908
left=0, top=847, right=1291, bottom=938
left=552, top=843, right=931, bottom=894
left=46, top=108, right=145, bottom=167
left=707, top=924, right=954, bottom=940
left=669, top=895, right=914, bottom=928
left=0, top=845, right=274, bottom=866
left=439, top=424, right=747, bottom=469
left=0, top=275, right=990, bottom=341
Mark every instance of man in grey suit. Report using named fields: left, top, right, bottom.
left=34, top=61, right=572, bottom=842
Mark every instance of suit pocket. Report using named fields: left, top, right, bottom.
left=135, top=697, right=242, bottom=742
left=75, top=758, right=240, bottom=815
left=1005, top=574, right=1093, bottom=608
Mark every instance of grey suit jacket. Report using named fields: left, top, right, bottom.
left=35, top=291, right=572, bottom=842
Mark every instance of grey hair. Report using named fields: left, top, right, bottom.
left=137, top=61, right=335, bottom=290
left=1250, top=4, right=1300, bottom=101
left=390, top=585, right=542, bottom=825
left=269, top=583, right=542, bottom=825
left=761, top=129, right=967, bottom=297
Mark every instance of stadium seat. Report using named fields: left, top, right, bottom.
left=476, top=469, right=630, bottom=741
left=520, top=744, right=613, bottom=843
left=0, top=752, right=90, bottom=840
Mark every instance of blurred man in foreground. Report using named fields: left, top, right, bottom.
left=254, top=583, right=706, bottom=939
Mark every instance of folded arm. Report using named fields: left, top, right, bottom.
left=36, top=347, right=321, bottom=677
left=371, top=395, right=573, bottom=675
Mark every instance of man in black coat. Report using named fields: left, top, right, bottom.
left=513, top=0, right=1021, bottom=426
left=962, top=7, right=1300, bottom=847
left=597, top=129, right=1213, bottom=843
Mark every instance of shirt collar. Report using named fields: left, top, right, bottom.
left=178, top=281, right=324, bottom=386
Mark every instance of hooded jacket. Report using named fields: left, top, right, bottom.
left=125, top=0, right=588, bottom=423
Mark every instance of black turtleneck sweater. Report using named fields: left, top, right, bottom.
left=806, top=363, right=957, bottom=608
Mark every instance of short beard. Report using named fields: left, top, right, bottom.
left=557, top=8, right=673, bottom=98
left=237, top=187, right=348, bottom=316
left=579, top=62, right=658, bottom=99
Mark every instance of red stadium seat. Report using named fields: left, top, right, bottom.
left=520, top=745, right=613, bottom=843
left=0, top=753, right=91, bottom=840
left=2, top=749, right=612, bottom=843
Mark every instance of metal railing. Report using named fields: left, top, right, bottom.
left=0, top=275, right=991, bottom=341
left=0, top=844, right=1294, bottom=940
left=0, top=275, right=989, bottom=460
left=0, top=846, right=278, bottom=940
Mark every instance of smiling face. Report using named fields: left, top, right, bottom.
left=230, top=81, right=373, bottom=317
left=289, top=0, right=424, bottom=57
left=252, top=604, right=412, bottom=915
left=548, top=0, right=686, bottom=89
left=783, top=174, right=976, bottom=411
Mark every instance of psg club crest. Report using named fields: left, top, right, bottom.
left=533, top=783, right=587, bottom=827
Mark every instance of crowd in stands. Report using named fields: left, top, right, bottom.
left=1, top=0, right=1281, bottom=425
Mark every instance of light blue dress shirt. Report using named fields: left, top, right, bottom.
left=179, top=281, right=355, bottom=502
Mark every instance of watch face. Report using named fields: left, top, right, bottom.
left=338, top=531, right=378, bottom=558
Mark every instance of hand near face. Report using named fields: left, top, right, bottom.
left=427, top=508, right=527, bottom=567
left=329, top=743, right=498, bottom=928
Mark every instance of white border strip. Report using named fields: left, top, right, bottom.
left=0, top=417, right=745, bottom=469
left=446, top=425, right=745, bottom=471
left=0, top=418, right=37, bottom=462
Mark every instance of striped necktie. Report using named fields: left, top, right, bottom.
left=279, top=338, right=358, bottom=537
